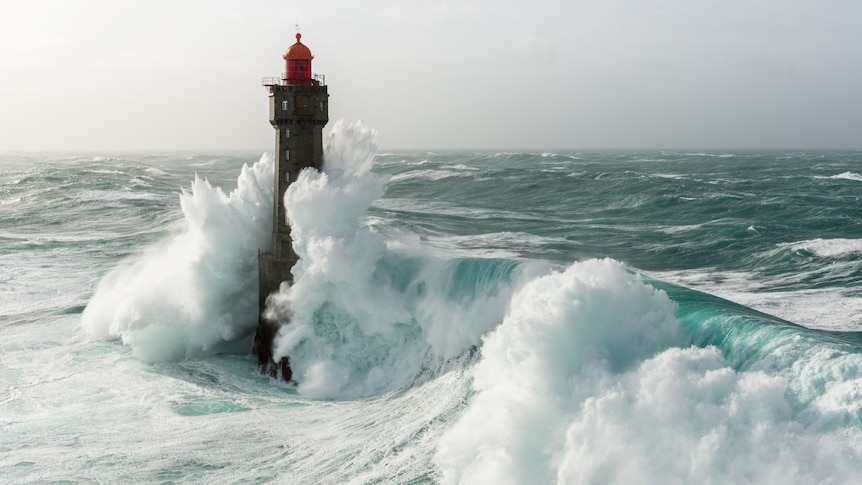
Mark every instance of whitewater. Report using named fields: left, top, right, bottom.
left=2, top=125, right=861, bottom=484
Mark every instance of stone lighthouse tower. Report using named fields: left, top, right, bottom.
left=255, top=33, right=328, bottom=380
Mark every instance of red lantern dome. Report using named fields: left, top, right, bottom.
left=283, top=33, right=314, bottom=84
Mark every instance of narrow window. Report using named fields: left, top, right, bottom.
left=281, top=100, right=288, bottom=111
left=285, top=128, right=290, bottom=138
left=285, top=150, right=290, bottom=161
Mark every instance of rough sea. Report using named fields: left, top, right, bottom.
left=2, top=121, right=861, bottom=484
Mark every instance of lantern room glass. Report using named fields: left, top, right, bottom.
left=288, top=59, right=311, bottom=80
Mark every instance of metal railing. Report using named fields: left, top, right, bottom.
left=261, top=76, right=281, bottom=87
left=261, top=74, right=326, bottom=86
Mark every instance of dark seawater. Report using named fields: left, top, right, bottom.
left=2, top=134, right=861, bottom=483
left=376, top=150, right=862, bottom=330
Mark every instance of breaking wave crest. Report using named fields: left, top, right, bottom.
left=435, top=263, right=862, bottom=484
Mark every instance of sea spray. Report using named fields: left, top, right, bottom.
left=81, top=155, right=273, bottom=361
left=321, top=119, right=378, bottom=176
left=268, top=121, right=533, bottom=398
left=435, top=258, right=862, bottom=484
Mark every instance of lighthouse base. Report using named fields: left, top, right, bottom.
left=255, top=252, right=295, bottom=381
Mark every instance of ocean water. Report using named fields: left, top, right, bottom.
left=2, top=123, right=861, bottom=483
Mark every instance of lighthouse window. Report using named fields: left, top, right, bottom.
left=281, top=100, right=288, bottom=111
left=285, top=128, right=290, bottom=138
left=285, top=150, right=290, bottom=161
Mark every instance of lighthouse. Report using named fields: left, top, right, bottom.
left=255, top=33, right=329, bottom=380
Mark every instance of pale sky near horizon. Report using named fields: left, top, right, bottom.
left=1, top=0, right=861, bottom=151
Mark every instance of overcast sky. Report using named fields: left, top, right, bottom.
left=1, top=0, right=861, bottom=151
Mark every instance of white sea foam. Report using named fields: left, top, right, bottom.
left=446, top=164, right=479, bottom=171
left=80, top=155, right=273, bottom=362
left=648, top=266, right=862, bottom=331
left=830, top=171, right=862, bottom=181
left=781, top=237, right=862, bottom=258
left=653, top=173, right=687, bottom=180
left=144, top=167, right=168, bottom=176
left=679, top=152, right=736, bottom=158
left=435, top=259, right=862, bottom=484
left=390, top=169, right=468, bottom=182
